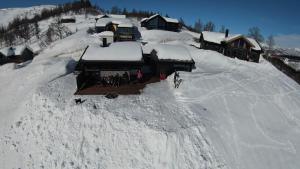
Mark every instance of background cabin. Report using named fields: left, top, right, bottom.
left=200, top=30, right=263, bottom=63
left=115, top=23, right=135, bottom=41
left=60, top=16, right=76, bottom=23
left=141, top=14, right=180, bottom=32
left=95, top=19, right=135, bottom=41
left=0, top=46, right=34, bottom=64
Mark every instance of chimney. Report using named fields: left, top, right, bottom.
left=225, top=29, right=229, bottom=38
left=102, top=38, right=107, bottom=47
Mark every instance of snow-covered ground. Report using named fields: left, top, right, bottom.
left=0, top=5, right=55, bottom=27
left=1, top=8, right=300, bottom=169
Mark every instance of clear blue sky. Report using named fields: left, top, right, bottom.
left=1, top=0, right=300, bottom=47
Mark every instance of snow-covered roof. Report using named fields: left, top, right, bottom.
left=0, top=45, right=33, bottom=57
left=223, top=34, right=244, bottom=42
left=201, top=31, right=227, bottom=44
left=140, top=18, right=148, bottom=22
left=246, top=37, right=262, bottom=51
left=284, top=59, right=300, bottom=72
left=96, top=31, right=114, bottom=37
left=142, top=14, right=179, bottom=24
left=95, top=18, right=132, bottom=28
left=201, top=31, right=262, bottom=51
left=96, top=14, right=126, bottom=19
left=61, top=15, right=75, bottom=20
left=163, top=17, right=179, bottom=23
left=118, top=23, right=133, bottom=28
left=82, top=42, right=143, bottom=62
left=143, top=44, right=193, bottom=62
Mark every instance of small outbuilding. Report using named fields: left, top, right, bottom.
left=141, top=14, right=180, bottom=32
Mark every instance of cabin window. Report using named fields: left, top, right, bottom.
left=234, top=41, right=239, bottom=48
left=239, top=40, right=245, bottom=48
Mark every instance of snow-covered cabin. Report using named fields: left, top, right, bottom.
left=141, top=14, right=180, bottom=32
left=96, top=14, right=126, bottom=19
left=142, top=44, right=195, bottom=75
left=0, top=45, right=34, bottom=64
left=95, top=17, right=135, bottom=41
left=200, top=30, right=263, bottom=63
left=75, top=42, right=144, bottom=90
left=60, top=16, right=76, bottom=23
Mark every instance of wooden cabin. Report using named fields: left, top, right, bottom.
left=0, top=46, right=34, bottom=64
left=115, top=23, right=135, bottom=41
left=60, top=16, right=76, bottom=23
left=75, top=41, right=195, bottom=94
left=75, top=42, right=144, bottom=91
left=96, top=14, right=126, bottom=19
left=95, top=19, right=135, bottom=41
left=200, top=30, right=263, bottom=63
left=141, top=14, right=180, bottom=32
left=142, top=44, right=195, bottom=76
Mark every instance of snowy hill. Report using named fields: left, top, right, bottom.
left=0, top=5, right=55, bottom=27
left=1, top=9, right=300, bottom=169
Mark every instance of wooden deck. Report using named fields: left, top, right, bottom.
left=75, top=77, right=160, bottom=95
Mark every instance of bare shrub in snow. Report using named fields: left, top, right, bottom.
left=248, top=27, right=264, bottom=43
left=45, top=17, right=72, bottom=43
left=204, top=21, right=215, bottom=32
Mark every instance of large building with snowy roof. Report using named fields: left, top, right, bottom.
left=200, top=30, right=263, bottom=63
left=141, top=14, right=180, bottom=32
left=75, top=42, right=195, bottom=94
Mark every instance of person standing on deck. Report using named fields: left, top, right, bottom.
left=174, top=70, right=179, bottom=84
left=137, top=69, right=143, bottom=83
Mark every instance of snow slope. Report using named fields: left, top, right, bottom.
left=1, top=12, right=300, bottom=169
left=0, top=5, right=55, bottom=27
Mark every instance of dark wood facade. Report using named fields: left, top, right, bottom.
left=141, top=15, right=180, bottom=32
left=60, top=18, right=76, bottom=23
left=147, top=50, right=195, bottom=76
left=200, top=33, right=262, bottom=63
left=95, top=22, right=135, bottom=41
left=0, top=47, right=34, bottom=65
left=115, top=27, right=135, bottom=41
left=75, top=60, right=144, bottom=90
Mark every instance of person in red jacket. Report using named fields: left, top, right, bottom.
left=160, top=72, right=166, bottom=80
left=137, top=69, right=143, bottom=83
